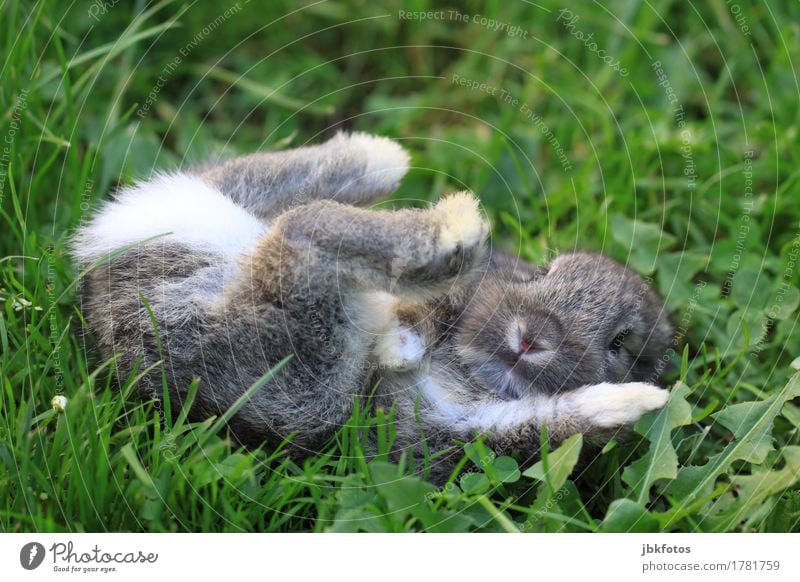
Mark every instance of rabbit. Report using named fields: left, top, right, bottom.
left=72, top=132, right=673, bottom=482
left=370, top=250, right=674, bottom=479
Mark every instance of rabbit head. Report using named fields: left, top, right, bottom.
left=455, top=252, right=673, bottom=398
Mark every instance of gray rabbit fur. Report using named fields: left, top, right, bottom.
left=72, top=132, right=673, bottom=482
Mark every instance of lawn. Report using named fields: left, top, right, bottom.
left=1, top=0, right=799, bottom=532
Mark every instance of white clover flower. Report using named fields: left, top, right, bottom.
left=51, top=395, right=68, bottom=412
left=13, top=296, right=32, bottom=311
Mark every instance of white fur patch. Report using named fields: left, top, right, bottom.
left=352, top=291, right=398, bottom=333
left=563, top=382, right=669, bottom=428
left=464, top=396, right=557, bottom=431
left=421, top=375, right=467, bottom=422
left=347, top=132, right=410, bottom=191
left=374, top=325, right=426, bottom=371
left=72, top=173, right=267, bottom=264
left=418, top=372, right=553, bottom=430
left=435, top=191, right=487, bottom=253
left=424, top=380, right=668, bottom=433
left=352, top=291, right=426, bottom=371
left=506, top=318, right=523, bottom=354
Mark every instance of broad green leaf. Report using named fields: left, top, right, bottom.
left=656, top=252, right=709, bottom=310
left=463, top=440, right=496, bottom=469
left=730, top=270, right=772, bottom=311
left=368, top=461, right=437, bottom=511
left=491, top=456, right=521, bottom=484
left=327, top=507, right=388, bottom=533
left=602, top=499, right=660, bottom=533
left=336, top=476, right=377, bottom=510
left=522, top=433, right=583, bottom=492
left=460, top=472, right=490, bottom=494
left=726, top=309, right=769, bottom=350
left=367, top=461, right=472, bottom=532
left=610, top=215, right=676, bottom=275
left=705, top=446, right=800, bottom=531
left=781, top=402, right=800, bottom=428
left=328, top=475, right=387, bottom=533
left=766, top=285, right=800, bottom=320
left=622, top=383, right=693, bottom=503
left=666, top=371, right=800, bottom=504
left=418, top=511, right=474, bottom=533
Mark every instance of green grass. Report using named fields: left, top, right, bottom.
left=2, top=0, right=800, bottom=532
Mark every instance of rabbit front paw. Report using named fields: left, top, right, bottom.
left=416, top=191, right=488, bottom=282
left=434, top=191, right=488, bottom=254
left=390, top=192, right=487, bottom=291
left=568, top=382, right=669, bottom=428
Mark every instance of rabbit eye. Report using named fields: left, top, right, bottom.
left=608, top=328, right=632, bottom=355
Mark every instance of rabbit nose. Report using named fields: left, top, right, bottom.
left=519, top=338, right=543, bottom=354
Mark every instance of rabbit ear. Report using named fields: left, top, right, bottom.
left=199, top=132, right=410, bottom=220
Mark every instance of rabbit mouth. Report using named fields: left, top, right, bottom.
left=467, top=359, right=540, bottom=399
left=468, top=350, right=604, bottom=398
left=456, top=343, right=557, bottom=398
